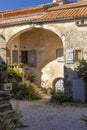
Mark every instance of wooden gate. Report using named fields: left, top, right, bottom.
left=85, top=83, right=87, bottom=102
left=72, top=78, right=85, bottom=103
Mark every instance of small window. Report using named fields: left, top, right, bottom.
left=12, top=50, right=18, bottom=63
left=21, top=50, right=37, bottom=67
left=56, top=48, right=63, bottom=58
left=74, top=50, right=82, bottom=60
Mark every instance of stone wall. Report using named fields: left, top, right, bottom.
left=0, top=21, right=87, bottom=92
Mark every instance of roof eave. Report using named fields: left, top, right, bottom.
left=0, top=15, right=87, bottom=27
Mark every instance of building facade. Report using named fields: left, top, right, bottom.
left=0, top=0, right=87, bottom=94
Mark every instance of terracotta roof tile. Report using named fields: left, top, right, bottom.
left=0, top=14, right=43, bottom=25
left=0, top=3, right=58, bottom=19
left=48, top=1, right=87, bottom=11
left=0, top=1, right=87, bottom=26
left=3, top=7, right=45, bottom=18
left=38, top=7, right=87, bottom=21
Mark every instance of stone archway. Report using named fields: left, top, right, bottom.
left=52, top=78, right=64, bottom=92
left=7, top=27, right=64, bottom=89
left=7, top=24, right=63, bottom=47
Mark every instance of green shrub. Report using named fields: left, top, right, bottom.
left=17, top=63, right=24, bottom=68
left=12, top=82, right=26, bottom=99
left=12, top=82, right=41, bottom=100
left=32, top=92, right=41, bottom=100
left=50, top=90, right=72, bottom=104
left=7, top=66, right=22, bottom=82
left=0, top=112, right=22, bottom=130
left=75, top=59, right=87, bottom=81
left=29, top=73, right=35, bottom=82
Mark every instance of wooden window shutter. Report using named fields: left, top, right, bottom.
left=28, top=50, right=37, bottom=67
left=12, top=50, right=18, bottom=63
left=56, top=48, right=63, bottom=58
left=74, top=50, right=82, bottom=60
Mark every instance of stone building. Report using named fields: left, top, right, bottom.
left=0, top=0, right=87, bottom=95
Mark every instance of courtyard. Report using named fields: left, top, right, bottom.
left=11, top=99, right=87, bottom=130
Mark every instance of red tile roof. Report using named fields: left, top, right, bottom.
left=47, top=1, right=87, bottom=11
left=3, top=7, right=45, bottom=18
left=0, top=1, right=87, bottom=26
left=0, top=3, right=58, bottom=19
left=38, top=7, right=87, bottom=21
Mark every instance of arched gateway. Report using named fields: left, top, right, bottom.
left=7, top=27, right=64, bottom=89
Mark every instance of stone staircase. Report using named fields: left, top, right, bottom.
left=0, top=91, right=12, bottom=112
left=32, top=83, right=51, bottom=100
left=0, top=91, right=21, bottom=129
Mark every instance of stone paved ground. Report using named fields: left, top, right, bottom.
left=10, top=99, right=87, bottom=130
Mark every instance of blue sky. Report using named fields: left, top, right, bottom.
left=0, top=0, right=77, bottom=11
left=0, top=0, right=52, bottom=11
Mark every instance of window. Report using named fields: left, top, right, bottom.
left=56, top=48, right=63, bottom=58
left=21, top=50, right=37, bottom=67
left=74, top=50, right=82, bottom=60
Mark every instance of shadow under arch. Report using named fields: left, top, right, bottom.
left=7, top=24, right=63, bottom=47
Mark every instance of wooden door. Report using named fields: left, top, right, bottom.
left=85, top=83, right=87, bottom=102
left=72, top=78, right=85, bottom=103
left=21, top=51, right=28, bottom=64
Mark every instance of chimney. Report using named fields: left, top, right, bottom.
left=53, top=0, right=68, bottom=5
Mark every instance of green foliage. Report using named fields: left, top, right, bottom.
left=7, top=66, right=22, bottom=82
left=75, top=59, right=87, bottom=81
left=29, top=73, right=35, bottom=82
left=1, top=46, right=10, bottom=57
left=12, top=82, right=41, bottom=100
left=12, top=82, right=25, bottom=99
left=50, top=90, right=72, bottom=104
left=0, top=112, right=22, bottom=130
left=0, top=100, right=9, bottom=105
left=17, top=62, right=24, bottom=68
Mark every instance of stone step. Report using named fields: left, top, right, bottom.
left=0, top=91, right=10, bottom=98
left=35, top=88, right=47, bottom=95
left=0, top=110, right=15, bottom=117
left=0, top=103, right=11, bottom=109
left=0, top=97, right=10, bottom=101
left=35, top=87, right=45, bottom=93
left=31, top=83, right=50, bottom=99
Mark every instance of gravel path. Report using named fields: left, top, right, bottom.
left=10, top=99, right=87, bottom=130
